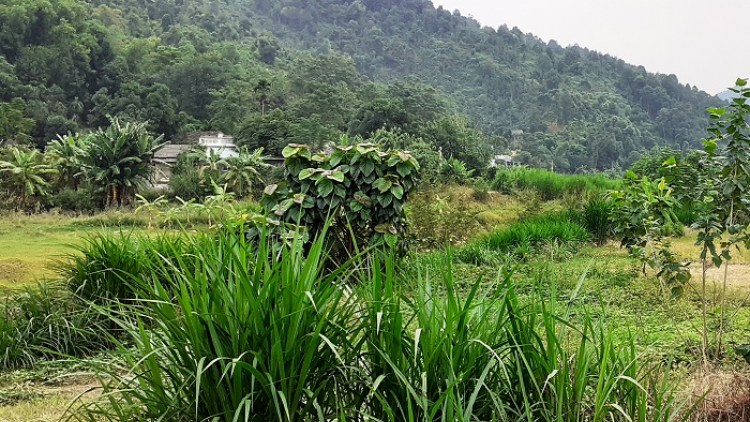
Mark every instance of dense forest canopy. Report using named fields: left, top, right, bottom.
left=0, top=0, right=724, bottom=172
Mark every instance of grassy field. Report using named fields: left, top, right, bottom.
left=0, top=213, right=156, bottom=289
left=2, top=187, right=750, bottom=421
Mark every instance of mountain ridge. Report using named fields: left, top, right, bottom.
left=0, top=0, right=727, bottom=172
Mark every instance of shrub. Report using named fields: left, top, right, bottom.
left=46, top=187, right=101, bottom=213
left=472, top=176, right=491, bottom=201
left=438, top=157, right=474, bottom=185
left=405, top=189, right=482, bottom=249
left=169, top=168, right=211, bottom=201
left=514, top=186, right=544, bottom=217
left=261, top=143, right=419, bottom=262
left=629, top=147, right=702, bottom=202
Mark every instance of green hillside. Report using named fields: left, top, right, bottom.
left=0, top=0, right=725, bottom=172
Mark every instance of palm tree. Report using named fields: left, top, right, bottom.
left=0, top=148, right=57, bottom=209
left=220, top=147, right=268, bottom=198
left=46, top=133, right=89, bottom=190
left=83, top=118, right=166, bottom=207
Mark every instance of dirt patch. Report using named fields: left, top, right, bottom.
left=689, top=263, right=750, bottom=290
left=0, top=379, right=101, bottom=422
left=0, top=259, right=29, bottom=285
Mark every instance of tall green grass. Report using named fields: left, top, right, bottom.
left=582, top=197, right=616, bottom=245
left=68, top=228, right=364, bottom=422
left=64, top=226, right=696, bottom=422
left=0, top=283, right=114, bottom=370
left=59, top=232, right=195, bottom=303
left=483, top=212, right=590, bottom=254
left=494, top=167, right=621, bottom=201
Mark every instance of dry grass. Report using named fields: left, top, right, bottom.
left=0, top=383, right=99, bottom=422
left=672, top=229, right=750, bottom=265
left=690, top=369, right=750, bottom=422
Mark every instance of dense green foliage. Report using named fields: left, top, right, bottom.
left=0, top=119, right=165, bottom=210
left=56, top=226, right=694, bottom=422
left=261, top=142, right=419, bottom=260
left=0, top=0, right=725, bottom=172
left=485, top=212, right=590, bottom=254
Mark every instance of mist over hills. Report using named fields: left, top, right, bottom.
left=0, top=0, right=727, bottom=171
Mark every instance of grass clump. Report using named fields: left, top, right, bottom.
left=68, top=228, right=364, bottom=422
left=62, top=225, right=696, bottom=422
left=582, top=196, right=616, bottom=245
left=0, top=283, right=114, bottom=371
left=58, top=232, right=192, bottom=303
left=494, top=167, right=621, bottom=200
left=483, top=212, right=590, bottom=254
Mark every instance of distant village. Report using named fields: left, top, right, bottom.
left=152, top=132, right=521, bottom=186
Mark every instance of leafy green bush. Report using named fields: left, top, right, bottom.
left=629, top=147, right=702, bottom=203
left=262, top=143, right=419, bottom=261
left=46, top=187, right=101, bottom=213
left=609, top=171, right=690, bottom=297
left=169, top=168, right=212, bottom=201
left=438, top=157, right=474, bottom=185
left=674, top=202, right=698, bottom=226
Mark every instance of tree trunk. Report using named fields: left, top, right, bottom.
left=112, top=186, right=119, bottom=208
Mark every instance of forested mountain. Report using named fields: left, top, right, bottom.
left=0, top=0, right=725, bottom=172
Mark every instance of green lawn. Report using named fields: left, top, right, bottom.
left=0, top=213, right=151, bottom=289
left=3, top=193, right=750, bottom=420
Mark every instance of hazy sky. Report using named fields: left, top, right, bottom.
left=432, top=0, right=748, bottom=94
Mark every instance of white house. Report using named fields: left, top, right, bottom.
left=198, top=133, right=238, bottom=159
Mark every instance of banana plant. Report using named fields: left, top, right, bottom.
left=0, top=147, right=57, bottom=209
left=134, top=194, right=168, bottom=230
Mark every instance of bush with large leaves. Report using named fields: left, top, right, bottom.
left=261, top=143, right=419, bottom=261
